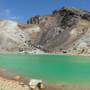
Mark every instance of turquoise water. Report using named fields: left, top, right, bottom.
left=0, top=54, right=90, bottom=84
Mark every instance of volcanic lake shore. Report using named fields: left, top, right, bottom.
left=0, top=69, right=90, bottom=90
left=0, top=76, right=90, bottom=90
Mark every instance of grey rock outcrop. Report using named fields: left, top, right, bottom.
left=27, top=7, right=90, bottom=54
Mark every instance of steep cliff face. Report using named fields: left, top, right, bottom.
left=0, top=20, right=25, bottom=52
left=1, top=7, right=90, bottom=54
left=0, top=20, right=43, bottom=53
left=27, top=7, right=90, bottom=54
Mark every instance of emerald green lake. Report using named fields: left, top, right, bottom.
left=0, top=54, right=90, bottom=84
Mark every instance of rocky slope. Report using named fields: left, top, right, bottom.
left=0, top=20, right=44, bottom=53
left=1, top=7, right=90, bottom=55
left=27, top=7, right=90, bottom=55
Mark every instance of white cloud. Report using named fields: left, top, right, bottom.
left=0, top=9, right=20, bottom=21
left=10, top=16, right=20, bottom=20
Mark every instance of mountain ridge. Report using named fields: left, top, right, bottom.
left=0, top=7, right=90, bottom=55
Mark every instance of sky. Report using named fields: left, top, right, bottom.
left=0, top=0, right=90, bottom=23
